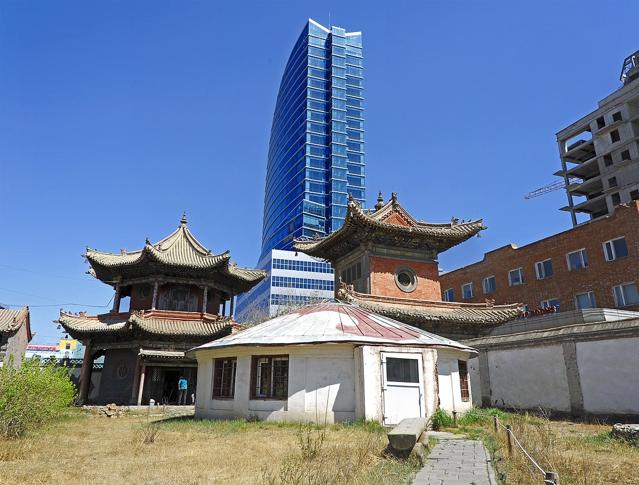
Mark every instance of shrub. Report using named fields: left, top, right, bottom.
left=0, top=358, right=76, bottom=438
left=431, top=408, right=454, bottom=430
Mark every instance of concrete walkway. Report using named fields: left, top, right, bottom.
left=413, top=434, right=497, bottom=485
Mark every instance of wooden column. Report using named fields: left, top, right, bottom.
left=151, top=281, right=159, bottom=310
left=201, top=287, right=208, bottom=314
left=229, top=294, right=235, bottom=319
left=137, top=364, right=146, bottom=406
left=78, top=339, right=93, bottom=404
left=111, top=284, right=121, bottom=313
left=222, top=300, right=226, bottom=316
left=130, top=355, right=142, bottom=404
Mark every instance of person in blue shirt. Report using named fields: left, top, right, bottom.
left=177, top=376, right=188, bottom=405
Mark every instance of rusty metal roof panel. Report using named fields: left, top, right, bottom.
left=191, top=303, right=476, bottom=353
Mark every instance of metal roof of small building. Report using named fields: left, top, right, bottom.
left=191, top=302, right=476, bottom=353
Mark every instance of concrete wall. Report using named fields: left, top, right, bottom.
left=467, top=324, right=639, bottom=417
left=577, top=337, right=639, bottom=414
left=437, top=350, right=474, bottom=414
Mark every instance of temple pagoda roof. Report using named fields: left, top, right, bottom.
left=0, top=306, right=32, bottom=340
left=85, top=214, right=265, bottom=293
left=294, top=194, right=485, bottom=261
left=58, top=309, right=234, bottom=342
left=336, top=286, right=521, bottom=329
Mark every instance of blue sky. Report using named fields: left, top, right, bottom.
left=1, top=1, right=637, bottom=342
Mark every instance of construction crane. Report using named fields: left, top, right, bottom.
left=525, top=178, right=578, bottom=199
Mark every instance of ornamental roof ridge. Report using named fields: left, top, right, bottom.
left=293, top=193, right=486, bottom=258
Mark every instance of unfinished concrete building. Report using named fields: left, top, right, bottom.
left=556, top=50, right=639, bottom=225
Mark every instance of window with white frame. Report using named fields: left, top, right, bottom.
left=567, top=249, right=589, bottom=271
left=535, top=259, right=553, bottom=279
left=462, top=282, right=474, bottom=299
left=575, top=291, right=596, bottom=309
left=508, top=268, right=524, bottom=286
left=613, top=283, right=639, bottom=307
left=482, top=275, right=496, bottom=294
left=541, top=298, right=560, bottom=310
left=443, top=288, right=454, bottom=302
left=603, top=237, right=628, bottom=261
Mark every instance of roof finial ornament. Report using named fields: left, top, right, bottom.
left=451, top=216, right=459, bottom=225
left=374, top=191, right=384, bottom=211
left=390, top=192, right=398, bottom=205
left=348, top=193, right=354, bottom=203
left=180, top=212, right=188, bottom=226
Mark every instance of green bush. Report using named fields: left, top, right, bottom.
left=0, top=358, right=76, bottom=438
left=458, top=407, right=509, bottom=427
left=431, top=408, right=454, bottom=430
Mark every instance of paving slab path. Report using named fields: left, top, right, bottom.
left=413, top=434, right=497, bottom=485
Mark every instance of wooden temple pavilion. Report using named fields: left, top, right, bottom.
left=294, top=193, right=522, bottom=339
left=58, top=214, right=265, bottom=405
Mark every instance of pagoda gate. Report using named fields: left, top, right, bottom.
left=59, top=215, right=265, bottom=405
left=294, top=193, right=521, bottom=339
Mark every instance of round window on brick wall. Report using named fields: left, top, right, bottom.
left=395, top=267, right=417, bottom=293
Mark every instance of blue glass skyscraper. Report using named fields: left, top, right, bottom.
left=236, top=19, right=365, bottom=322
left=261, top=18, right=365, bottom=256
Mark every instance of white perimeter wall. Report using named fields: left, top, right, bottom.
left=486, top=345, right=571, bottom=412
left=471, top=335, right=639, bottom=416
left=577, top=337, right=639, bottom=414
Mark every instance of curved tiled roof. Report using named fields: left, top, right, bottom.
left=337, top=288, right=522, bottom=328
left=192, top=302, right=476, bottom=353
left=84, top=215, right=265, bottom=291
left=0, top=306, right=32, bottom=340
left=58, top=310, right=232, bottom=341
left=294, top=195, right=484, bottom=260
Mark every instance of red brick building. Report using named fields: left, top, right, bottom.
left=439, top=202, right=639, bottom=313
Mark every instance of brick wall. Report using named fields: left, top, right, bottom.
left=369, top=255, right=441, bottom=300
left=439, top=202, right=639, bottom=312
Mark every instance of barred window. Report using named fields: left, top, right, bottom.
left=212, top=358, right=236, bottom=399
left=458, top=360, right=470, bottom=402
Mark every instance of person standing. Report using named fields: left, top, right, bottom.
left=177, top=376, right=188, bottom=405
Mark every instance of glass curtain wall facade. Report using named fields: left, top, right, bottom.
left=236, top=19, right=364, bottom=323
left=261, top=18, right=365, bottom=257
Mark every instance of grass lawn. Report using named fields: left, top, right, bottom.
left=0, top=408, right=420, bottom=484
left=440, top=408, right=639, bottom=485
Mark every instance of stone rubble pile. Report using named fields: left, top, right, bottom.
left=99, top=403, right=123, bottom=418
left=612, top=423, right=639, bottom=445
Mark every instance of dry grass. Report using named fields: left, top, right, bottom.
left=448, top=409, right=639, bottom=485
left=0, top=409, right=418, bottom=485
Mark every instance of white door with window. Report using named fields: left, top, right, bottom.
left=381, top=352, right=425, bottom=426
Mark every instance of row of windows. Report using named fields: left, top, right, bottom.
left=212, top=356, right=289, bottom=400
left=448, top=282, right=639, bottom=314
left=445, top=237, right=629, bottom=301
left=271, top=293, right=326, bottom=306
left=522, top=283, right=639, bottom=311
left=271, top=276, right=334, bottom=291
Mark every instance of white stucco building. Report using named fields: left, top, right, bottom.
left=190, top=302, right=475, bottom=425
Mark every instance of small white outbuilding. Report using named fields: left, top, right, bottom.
left=190, top=303, right=475, bottom=425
